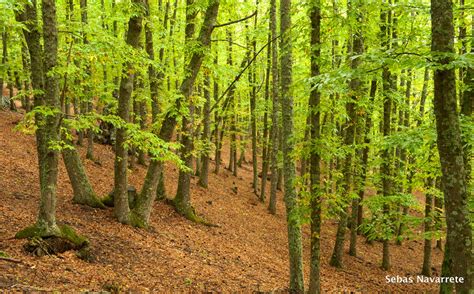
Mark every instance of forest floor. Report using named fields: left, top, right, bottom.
left=0, top=109, right=443, bottom=292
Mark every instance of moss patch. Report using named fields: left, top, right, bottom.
left=0, top=251, right=10, bottom=258
left=58, top=224, right=89, bottom=247
left=102, top=193, right=114, bottom=207
left=15, top=225, right=54, bottom=239
left=16, top=223, right=89, bottom=256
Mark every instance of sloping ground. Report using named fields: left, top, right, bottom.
left=0, top=110, right=443, bottom=292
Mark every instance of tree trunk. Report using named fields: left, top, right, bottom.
left=380, top=1, right=393, bottom=271
left=131, top=0, right=219, bottom=227
left=62, top=139, right=105, bottom=208
left=173, top=0, right=220, bottom=221
left=114, top=0, right=144, bottom=224
left=260, top=32, right=271, bottom=202
left=1, top=30, right=6, bottom=96
left=421, top=178, right=434, bottom=277
left=431, top=0, right=473, bottom=291
left=357, top=80, right=377, bottom=233
left=308, top=0, right=321, bottom=292
left=250, top=1, right=259, bottom=195
left=15, top=0, right=61, bottom=236
left=198, top=72, right=211, bottom=188
left=268, top=0, right=279, bottom=215
left=280, top=0, right=304, bottom=290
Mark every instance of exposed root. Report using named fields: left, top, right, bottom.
left=15, top=224, right=90, bottom=257
left=170, top=199, right=219, bottom=227
left=73, top=196, right=105, bottom=209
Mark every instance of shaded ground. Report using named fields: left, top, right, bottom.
left=0, top=110, right=443, bottom=292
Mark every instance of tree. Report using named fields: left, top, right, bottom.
left=14, top=0, right=86, bottom=248
left=431, top=0, right=473, bottom=291
left=308, top=0, right=322, bottom=292
left=131, top=0, right=220, bottom=228
left=280, top=0, right=304, bottom=290
left=267, top=0, right=279, bottom=215
left=114, top=0, right=144, bottom=224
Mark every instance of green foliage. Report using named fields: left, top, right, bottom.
left=360, top=193, right=422, bottom=242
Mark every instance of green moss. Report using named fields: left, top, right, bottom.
left=15, top=225, right=50, bottom=239
left=74, top=196, right=106, bottom=209
left=172, top=200, right=217, bottom=227
left=0, top=251, right=10, bottom=258
left=58, top=224, right=89, bottom=247
left=102, top=193, right=114, bottom=207
left=130, top=211, right=148, bottom=229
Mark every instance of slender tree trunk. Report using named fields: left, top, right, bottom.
left=268, top=0, right=279, bottom=215
left=250, top=1, right=259, bottom=195
left=357, top=80, right=376, bottom=233
left=198, top=72, right=211, bottom=188
left=114, top=0, right=144, bottom=224
left=421, top=178, right=434, bottom=276
left=1, top=30, right=6, bottom=96
left=380, top=1, right=393, bottom=271
left=347, top=1, right=364, bottom=258
left=431, top=0, right=473, bottom=291
left=308, top=1, right=321, bottom=292
left=260, top=32, right=271, bottom=202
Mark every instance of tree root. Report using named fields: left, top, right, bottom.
left=15, top=224, right=91, bottom=259
left=169, top=199, right=219, bottom=227
left=73, top=196, right=105, bottom=209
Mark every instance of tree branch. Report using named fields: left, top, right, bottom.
left=214, top=11, right=257, bottom=28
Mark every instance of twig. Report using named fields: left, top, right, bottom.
left=214, top=11, right=257, bottom=28
left=0, top=256, right=23, bottom=264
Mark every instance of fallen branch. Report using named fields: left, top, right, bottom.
left=0, top=256, right=23, bottom=264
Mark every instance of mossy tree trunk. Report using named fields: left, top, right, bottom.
left=114, top=0, right=144, bottom=224
left=15, top=0, right=62, bottom=237
left=173, top=0, right=220, bottom=220
left=62, top=140, right=105, bottom=208
left=131, top=0, right=219, bottom=228
left=198, top=72, right=211, bottom=188
left=280, top=0, right=304, bottom=290
left=431, top=0, right=473, bottom=291
left=267, top=0, right=279, bottom=215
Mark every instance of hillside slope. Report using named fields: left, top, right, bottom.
left=0, top=110, right=442, bottom=292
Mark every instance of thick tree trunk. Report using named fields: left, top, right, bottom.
left=431, top=0, right=473, bottom=291
left=62, top=136, right=104, bottom=209
left=15, top=0, right=61, bottom=236
left=280, top=0, right=304, bottom=291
